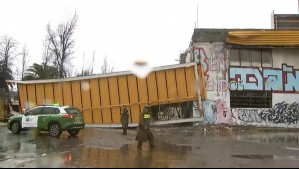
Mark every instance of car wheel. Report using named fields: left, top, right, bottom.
left=68, top=130, right=80, bottom=137
left=49, top=123, right=62, bottom=137
left=11, top=121, right=21, bottom=134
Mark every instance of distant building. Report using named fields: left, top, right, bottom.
left=271, top=12, right=299, bottom=29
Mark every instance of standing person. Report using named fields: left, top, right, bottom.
left=120, top=105, right=129, bottom=135
left=135, top=105, right=154, bottom=150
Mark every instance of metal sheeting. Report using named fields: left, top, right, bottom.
left=14, top=63, right=202, bottom=124
left=226, top=30, right=299, bottom=46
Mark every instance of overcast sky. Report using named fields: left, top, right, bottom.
left=0, top=0, right=298, bottom=78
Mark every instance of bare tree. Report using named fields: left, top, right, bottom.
left=0, top=35, right=18, bottom=117
left=46, top=12, right=78, bottom=78
left=42, top=39, right=52, bottom=67
left=0, top=35, right=18, bottom=88
left=101, top=56, right=114, bottom=74
left=20, top=46, right=29, bottom=80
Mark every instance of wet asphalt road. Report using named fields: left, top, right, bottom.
left=1, top=125, right=299, bottom=168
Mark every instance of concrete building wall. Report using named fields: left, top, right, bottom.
left=192, top=42, right=231, bottom=124
left=191, top=42, right=299, bottom=127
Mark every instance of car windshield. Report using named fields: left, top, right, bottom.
left=64, top=107, right=82, bottom=115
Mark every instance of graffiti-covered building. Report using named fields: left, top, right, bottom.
left=181, top=28, right=299, bottom=127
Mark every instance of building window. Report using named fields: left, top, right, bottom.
left=229, top=48, right=272, bottom=108
left=229, top=48, right=272, bottom=67
left=230, top=91, right=272, bottom=108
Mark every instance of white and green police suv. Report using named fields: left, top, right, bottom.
left=7, top=104, right=85, bottom=137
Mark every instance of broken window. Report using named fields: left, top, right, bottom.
left=230, top=90, right=272, bottom=108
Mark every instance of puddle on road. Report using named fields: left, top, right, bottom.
left=32, top=141, right=192, bottom=168
left=232, top=155, right=299, bottom=160
left=231, top=155, right=273, bottom=160
left=237, top=133, right=299, bottom=145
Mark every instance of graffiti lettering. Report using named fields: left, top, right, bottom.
left=230, top=64, right=299, bottom=92
left=235, top=109, right=262, bottom=123
left=194, top=47, right=209, bottom=77
left=230, top=67, right=263, bottom=90
left=194, top=47, right=228, bottom=93
left=231, top=102, right=299, bottom=125
left=259, top=102, right=299, bottom=124
left=206, top=80, right=229, bottom=91
left=283, top=65, right=299, bottom=91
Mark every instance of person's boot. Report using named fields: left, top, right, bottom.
left=149, top=139, right=155, bottom=148
left=122, top=128, right=127, bottom=135
left=137, top=141, right=143, bottom=150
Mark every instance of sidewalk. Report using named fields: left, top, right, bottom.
left=195, top=124, right=299, bottom=133
left=2, top=121, right=299, bottom=132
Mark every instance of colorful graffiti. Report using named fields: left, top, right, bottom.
left=203, top=99, right=231, bottom=124
left=230, top=64, right=299, bottom=92
left=232, top=102, right=299, bottom=125
left=194, top=46, right=228, bottom=93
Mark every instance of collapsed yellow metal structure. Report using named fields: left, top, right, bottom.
left=7, top=62, right=206, bottom=125
left=226, top=30, right=299, bottom=46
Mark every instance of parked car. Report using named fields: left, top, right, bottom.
left=7, top=104, right=85, bottom=137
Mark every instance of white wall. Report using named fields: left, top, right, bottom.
left=273, top=93, right=299, bottom=105
left=272, top=48, right=299, bottom=69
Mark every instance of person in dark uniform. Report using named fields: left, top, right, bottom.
left=135, top=105, right=154, bottom=150
left=120, top=105, right=129, bottom=135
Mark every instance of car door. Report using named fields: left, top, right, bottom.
left=22, top=107, right=43, bottom=128
left=37, top=107, right=59, bottom=130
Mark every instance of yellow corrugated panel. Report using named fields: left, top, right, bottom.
left=44, top=83, right=54, bottom=104
left=227, top=30, right=299, bottom=46
left=71, top=81, right=82, bottom=109
left=36, top=84, right=45, bottom=106
left=27, top=84, right=36, bottom=108
left=99, top=78, right=112, bottom=124
left=166, top=69, right=178, bottom=104
left=175, top=68, right=188, bottom=102
left=127, top=75, right=140, bottom=123
left=90, top=79, right=102, bottom=124
left=146, top=72, right=159, bottom=106
left=53, top=83, right=63, bottom=106
left=108, top=77, right=121, bottom=124
left=185, top=66, right=197, bottom=99
left=137, top=77, right=148, bottom=111
left=62, top=82, right=72, bottom=106
left=156, top=71, right=168, bottom=104
left=18, top=84, right=28, bottom=110
left=81, top=80, right=93, bottom=124
left=117, top=75, right=131, bottom=122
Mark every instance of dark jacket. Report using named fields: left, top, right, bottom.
left=120, top=109, right=129, bottom=128
left=135, top=111, right=152, bottom=142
